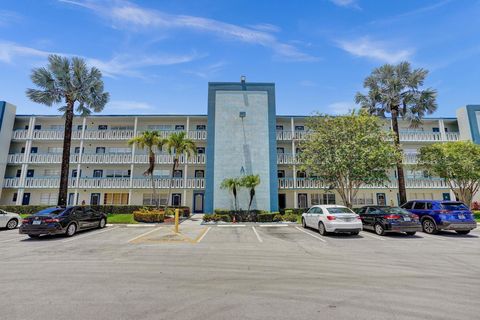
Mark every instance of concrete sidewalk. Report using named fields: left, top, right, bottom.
left=180, top=213, right=204, bottom=226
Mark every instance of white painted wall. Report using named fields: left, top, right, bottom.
left=0, top=102, right=16, bottom=200
left=456, top=106, right=472, bottom=141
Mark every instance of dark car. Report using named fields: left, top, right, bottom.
left=356, top=206, right=422, bottom=236
left=20, top=206, right=107, bottom=238
left=401, top=200, right=477, bottom=235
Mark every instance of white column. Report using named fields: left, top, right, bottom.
left=130, top=117, right=138, bottom=190
left=439, top=119, right=447, bottom=141
left=186, top=116, right=190, bottom=135
left=128, top=189, right=132, bottom=205
left=73, top=117, right=87, bottom=206
left=183, top=163, right=188, bottom=206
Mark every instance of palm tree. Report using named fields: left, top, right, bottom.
left=128, top=131, right=166, bottom=208
left=26, top=55, right=109, bottom=206
left=220, top=178, right=242, bottom=212
left=355, top=62, right=437, bottom=205
left=240, top=174, right=261, bottom=213
left=165, top=131, right=197, bottom=208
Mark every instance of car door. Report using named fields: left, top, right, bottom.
left=84, top=208, right=98, bottom=228
left=0, top=210, right=6, bottom=227
left=73, top=207, right=89, bottom=229
left=357, top=207, right=369, bottom=229
left=367, top=207, right=383, bottom=228
left=411, top=202, right=427, bottom=219
left=304, top=207, right=314, bottom=227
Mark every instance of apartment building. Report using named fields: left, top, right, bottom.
left=1, top=82, right=479, bottom=212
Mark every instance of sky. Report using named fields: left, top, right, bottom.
left=0, top=0, right=479, bottom=117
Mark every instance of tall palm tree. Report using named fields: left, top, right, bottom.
left=355, top=61, right=437, bottom=205
left=240, top=174, right=261, bottom=213
left=128, top=131, right=166, bottom=208
left=165, top=131, right=197, bottom=207
left=26, top=55, right=109, bottom=206
left=220, top=178, right=242, bottom=212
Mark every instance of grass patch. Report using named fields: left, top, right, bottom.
left=107, top=214, right=138, bottom=224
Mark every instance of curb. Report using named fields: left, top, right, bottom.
left=106, top=224, right=163, bottom=228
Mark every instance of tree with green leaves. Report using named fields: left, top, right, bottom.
left=240, top=174, right=261, bottom=213
left=165, top=131, right=197, bottom=207
left=26, top=55, right=109, bottom=206
left=128, top=131, right=166, bottom=208
left=298, top=112, right=401, bottom=208
left=355, top=61, right=437, bottom=205
left=220, top=177, right=242, bottom=212
left=417, top=141, right=480, bottom=207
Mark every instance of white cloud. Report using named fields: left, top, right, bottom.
left=336, top=37, right=413, bottom=64
left=0, top=10, right=21, bottom=26
left=104, top=100, right=153, bottom=113
left=329, top=0, right=360, bottom=9
left=327, top=101, right=355, bottom=115
left=0, top=40, right=199, bottom=77
left=60, top=0, right=317, bottom=62
left=184, top=61, right=227, bottom=79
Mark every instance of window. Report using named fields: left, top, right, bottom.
left=402, top=201, right=414, bottom=209
left=276, top=147, right=284, bottom=154
left=143, top=193, right=168, bottom=206
left=276, top=125, right=284, bottom=131
left=104, top=193, right=129, bottom=205
left=295, top=148, right=302, bottom=154
left=30, top=147, right=38, bottom=154
left=297, top=171, right=306, bottom=178
left=74, top=147, right=84, bottom=154
left=16, top=170, right=21, bottom=178
left=195, top=170, right=204, bottom=178
left=148, top=125, right=173, bottom=130
left=323, top=194, right=336, bottom=205
left=432, top=127, right=440, bottom=133
left=90, top=193, right=100, bottom=205
left=311, top=194, right=336, bottom=205
left=173, top=170, right=183, bottom=178
left=71, top=170, right=79, bottom=178
left=327, top=207, right=354, bottom=214
left=171, top=193, right=182, bottom=206
left=77, top=125, right=86, bottom=130
left=413, top=202, right=426, bottom=210
left=12, top=193, right=17, bottom=202
left=108, top=147, right=131, bottom=154
left=295, top=125, right=304, bottom=131
left=277, top=170, right=285, bottom=178
left=175, top=125, right=185, bottom=130
left=26, top=169, right=34, bottom=178
left=111, top=125, right=134, bottom=130
left=356, top=208, right=367, bottom=214
left=196, top=147, right=205, bottom=154
left=24, top=125, right=29, bottom=130
left=105, top=169, right=130, bottom=178
left=98, top=125, right=108, bottom=130
left=34, top=124, right=42, bottom=130
left=96, top=147, right=106, bottom=154
left=153, top=169, right=170, bottom=177
left=21, top=147, right=25, bottom=154
left=40, top=193, right=57, bottom=205
left=196, top=125, right=206, bottom=130
left=444, top=127, right=449, bottom=132
left=93, top=170, right=103, bottom=178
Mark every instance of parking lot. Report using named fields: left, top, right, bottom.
left=1, top=224, right=479, bottom=320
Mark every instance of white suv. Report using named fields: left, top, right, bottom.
left=0, top=209, right=22, bottom=230
left=302, top=205, right=362, bottom=236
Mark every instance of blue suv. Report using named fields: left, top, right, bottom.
left=401, top=200, right=477, bottom=235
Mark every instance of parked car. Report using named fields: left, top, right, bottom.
left=356, top=206, right=422, bottom=236
left=401, top=200, right=477, bottom=235
left=20, top=206, right=107, bottom=238
left=0, top=209, right=22, bottom=230
left=302, top=205, right=362, bottom=235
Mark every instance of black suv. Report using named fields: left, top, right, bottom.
left=20, top=206, right=107, bottom=238
left=356, top=206, right=422, bottom=236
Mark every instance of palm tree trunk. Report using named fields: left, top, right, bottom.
left=166, top=158, right=177, bottom=210
left=149, top=151, right=158, bottom=209
left=58, top=100, right=74, bottom=206
left=391, top=106, right=407, bottom=205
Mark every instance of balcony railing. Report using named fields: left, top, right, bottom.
left=277, top=153, right=299, bottom=165
left=277, top=178, right=449, bottom=189
left=83, top=130, right=134, bottom=140
left=275, top=130, right=460, bottom=142
left=134, top=154, right=206, bottom=165
left=3, top=177, right=205, bottom=189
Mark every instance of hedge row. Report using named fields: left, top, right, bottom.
left=133, top=210, right=165, bottom=223
left=204, top=209, right=302, bottom=223
left=0, top=205, right=190, bottom=216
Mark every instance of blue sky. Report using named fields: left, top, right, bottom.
left=0, top=0, right=479, bottom=116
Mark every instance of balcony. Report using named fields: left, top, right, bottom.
left=83, top=130, right=134, bottom=140
left=277, top=153, right=299, bottom=165
left=3, top=177, right=205, bottom=189
left=134, top=154, right=206, bottom=165
left=277, top=178, right=449, bottom=189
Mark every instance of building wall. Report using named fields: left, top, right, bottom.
left=0, top=102, right=16, bottom=201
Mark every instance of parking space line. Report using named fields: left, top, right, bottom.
left=62, top=226, right=120, bottom=243
left=419, top=233, right=446, bottom=241
left=252, top=227, right=263, bottom=243
left=259, top=224, right=289, bottom=227
left=294, top=227, right=327, bottom=242
left=0, top=236, right=25, bottom=243
left=360, top=231, right=386, bottom=241
left=196, top=227, right=211, bottom=243
left=127, top=227, right=162, bottom=243
left=217, top=225, right=246, bottom=227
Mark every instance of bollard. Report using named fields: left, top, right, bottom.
left=174, top=208, right=180, bottom=233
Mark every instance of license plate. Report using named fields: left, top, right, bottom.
left=33, top=220, right=41, bottom=225
left=458, top=214, right=465, bottom=219
left=404, top=217, right=411, bottom=222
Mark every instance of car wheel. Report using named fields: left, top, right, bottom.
left=406, top=231, right=416, bottom=236
left=302, top=218, right=307, bottom=228
left=65, top=223, right=77, bottom=237
left=456, top=230, right=470, bottom=235
left=422, top=219, right=437, bottom=234
left=318, top=222, right=328, bottom=236
left=6, top=219, right=18, bottom=230
left=28, top=234, right=40, bottom=239
left=350, top=231, right=360, bottom=235
left=98, top=218, right=106, bottom=229
left=374, top=223, right=385, bottom=236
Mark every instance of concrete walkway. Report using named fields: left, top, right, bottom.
left=180, top=213, right=204, bottom=226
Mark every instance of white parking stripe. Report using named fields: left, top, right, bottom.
left=0, top=236, right=25, bottom=243
left=259, top=224, right=289, bottom=227
left=127, top=227, right=163, bottom=243
left=252, top=227, right=263, bottom=243
left=62, top=226, right=120, bottom=243
left=360, top=231, right=386, bottom=241
left=196, top=227, right=211, bottom=243
left=419, top=233, right=446, bottom=241
left=217, top=224, right=246, bottom=227
left=295, top=227, right=327, bottom=242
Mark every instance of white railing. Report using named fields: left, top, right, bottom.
left=445, top=132, right=460, bottom=141
left=12, top=130, right=29, bottom=140
left=188, top=130, right=207, bottom=140
left=7, top=154, right=25, bottom=163
left=277, top=178, right=449, bottom=190
left=398, top=131, right=442, bottom=142
left=83, top=130, right=134, bottom=140
left=81, top=153, right=132, bottom=164
left=277, top=153, right=299, bottom=165
left=403, top=153, right=418, bottom=165
left=134, top=154, right=206, bottom=164
left=3, top=177, right=205, bottom=189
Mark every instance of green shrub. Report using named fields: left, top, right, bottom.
left=273, top=213, right=284, bottom=222
left=0, top=205, right=51, bottom=215
left=283, top=212, right=299, bottom=222
left=0, top=205, right=190, bottom=216
left=257, top=213, right=276, bottom=222
left=133, top=209, right=165, bottom=223
left=203, top=214, right=231, bottom=222
left=280, top=208, right=305, bottom=215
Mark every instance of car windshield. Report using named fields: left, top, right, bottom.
left=441, top=202, right=469, bottom=211
left=34, top=208, right=66, bottom=216
left=381, top=207, right=410, bottom=215
left=327, top=207, right=354, bottom=214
